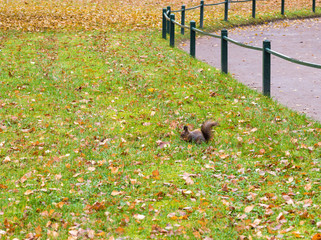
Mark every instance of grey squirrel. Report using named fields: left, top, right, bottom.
left=180, top=120, right=218, bottom=144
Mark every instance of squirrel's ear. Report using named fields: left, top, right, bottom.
left=183, top=126, right=188, bottom=131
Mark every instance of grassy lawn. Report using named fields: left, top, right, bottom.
left=0, top=0, right=321, bottom=239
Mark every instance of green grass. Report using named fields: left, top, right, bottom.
left=0, top=17, right=321, bottom=240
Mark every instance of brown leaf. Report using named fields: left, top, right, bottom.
left=47, top=230, right=59, bottom=238
left=156, top=141, right=170, bottom=148
left=282, top=194, right=294, bottom=205
left=182, top=173, right=194, bottom=185
left=133, top=214, right=145, bottom=220
left=111, top=190, right=124, bottom=196
left=3, top=156, right=11, bottom=163
left=221, top=183, right=229, bottom=192
left=304, top=183, right=312, bottom=191
left=219, top=154, right=229, bottom=159
left=244, top=205, right=255, bottom=213
left=55, top=174, right=62, bottom=181
left=24, top=189, right=34, bottom=195
left=90, top=201, right=106, bottom=211
left=193, top=231, right=201, bottom=239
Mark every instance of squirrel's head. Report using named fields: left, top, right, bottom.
left=180, top=125, right=189, bottom=140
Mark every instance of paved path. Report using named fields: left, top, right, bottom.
left=180, top=18, right=321, bottom=122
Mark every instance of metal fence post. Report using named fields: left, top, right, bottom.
left=252, top=0, right=256, bottom=18
left=281, top=0, right=285, bottom=15
left=312, top=0, right=316, bottom=12
left=170, top=14, right=175, bottom=47
left=221, top=29, right=228, bottom=74
left=200, top=0, right=204, bottom=28
left=166, top=6, right=171, bottom=33
left=263, top=40, right=271, bottom=97
left=181, top=5, right=186, bottom=35
left=162, top=8, right=167, bottom=39
left=224, top=0, right=229, bottom=21
left=190, top=21, right=196, bottom=57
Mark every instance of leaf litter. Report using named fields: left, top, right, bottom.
left=0, top=0, right=321, bottom=239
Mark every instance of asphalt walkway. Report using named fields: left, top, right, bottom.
left=180, top=18, right=321, bottom=122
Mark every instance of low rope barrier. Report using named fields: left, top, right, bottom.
left=192, top=27, right=220, bottom=39
left=223, top=36, right=262, bottom=51
left=230, top=0, right=252, bottom=3
left=162, top=0, right=320, bottom=97
left=173, top=20, right=191, bottom=29
left=204, top=2, right=225, bottom=7
left=185, top=5, right=203, bottom=11
left=266, top=49, right=321, bottom=69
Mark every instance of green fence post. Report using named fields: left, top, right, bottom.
left=263, top=40, right=271, bottom=97
left=281, top=0, right=285, bottom=15
left=190, top=21, right=196, bottom=57
left=224, top=0, right=229, bottom=21
left=166, top=6, right=171, bottom=34
left=162, top=8, right=167, bottom=39
left=181, top=5, right=186, bottom=35
left=221, top=29, right=228, bottom=74
left=252, top=0, right=256, bottom=18
left=170, top=14, right=175, bottom=47
left=313, top=0, right=316, bottom=12
left=200, top=0, right=204, bottom=28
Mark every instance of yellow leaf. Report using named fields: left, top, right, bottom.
left=56, top=202, right=64, bottom=209
left=77, top=177, right=84, bottom=183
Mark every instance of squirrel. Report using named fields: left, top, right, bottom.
left=180, top=120, right=218, bottom=144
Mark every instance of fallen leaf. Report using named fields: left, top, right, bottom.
left=133, top=214, right=145, bottom=220
left=56, top=202, right=64, bottom=209
left=3, top=156, right=11, bottom=163
left=24, top=190, right=34, bottom=195
left=152, top=169, right=159, bottom=177
left=244, top=205, right=255, bottom=213
left=304, top=183, right=312, bottom=191
left=282, top=194, right=294, bottom=205
left=111, top=191, right=124, bottom=196
left=312, top=233, right=321, bottom=240
left=88, top=167, right=96, bottom=172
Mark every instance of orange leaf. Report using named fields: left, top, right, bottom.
left=152, top=169, right=159, bottom=177
left=35, top=225, right=42, bottom=235
left=116, top=227, right=125, bottom=234
left=312, top=233, right=321, bottom=240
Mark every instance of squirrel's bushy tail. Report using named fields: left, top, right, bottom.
left=201, top=120, right=219, bottom=142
